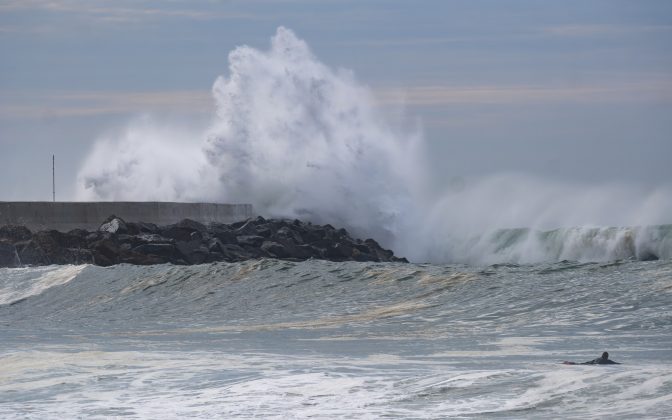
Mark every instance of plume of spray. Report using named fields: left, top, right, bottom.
left=77, top=27, right=672, bottom=264
left=77, top=27, right=424, bottom=246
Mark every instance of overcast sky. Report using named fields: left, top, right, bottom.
left=1, top=0, right=671, bottom=201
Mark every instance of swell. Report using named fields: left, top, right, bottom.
left=1, top=259, right=670, bottom=339
left=432, top=224, right=672, bottom=265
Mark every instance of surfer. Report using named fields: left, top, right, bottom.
left=563, top=352, right=621, bottom=365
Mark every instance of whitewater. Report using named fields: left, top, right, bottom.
left=74, top=27, right=672, bottom=265
left=2, top=27, right=672, bottom=418
left=1, top=260, right=671, bottom=418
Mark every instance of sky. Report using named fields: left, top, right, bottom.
left=1, top=0, right=671, bottom=201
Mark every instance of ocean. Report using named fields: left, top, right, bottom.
left=1, top=257, right=671, bottom=418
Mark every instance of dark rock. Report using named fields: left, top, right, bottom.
left=160, top=226, right=196, bottom=242
left=352, top=247, right=375, bottom=262
left=132, top=243, right=178, bottom=257
left=174, top=218, right=207, bottom=233
left=67, top=228, right=90, bottom=241
left=237, top=235, right=265, bottom=247
left=234, top=219, right=261, bottom=236
left=256, top=226, right=272, bottom=238
left=1, top=215, right=407, bottom=266
left=0, top=242, right=21, bottom=267
left=16, top=240, right=49, bottom=265
left=230, top=218, right=251, bottom=229
left=176, top=240, right=209, bottom=265
left=261, top=241, right=290, bottom=258
left=66, top=248, right=95, bottom=265
left=218, top=244, right=251, bottom=261
left=137, top=233, right=174, bottom=244
left=273, top=226, right=303, bottom=245
left=90, top=239, right=120, bottom=266
left=99, top=215, right=128, bottom=234
left=324, top=241, right=353, bottom=260
left=210, top=227, right=237, bottom=245
left=0, top=225, right=32, bottom=243
left=126, top=221, right=159, bottom=235
left=293, top=244, right=320, bottom=259
left=638, top=250, right=659, bottom=261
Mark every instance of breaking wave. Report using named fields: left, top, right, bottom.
left=75, top=27, right=672, bottom=264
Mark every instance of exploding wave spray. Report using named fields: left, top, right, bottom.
left=76, top=27, right=672, bottom=264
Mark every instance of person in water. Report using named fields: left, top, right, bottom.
left=563, top=352, right=620, bottom=365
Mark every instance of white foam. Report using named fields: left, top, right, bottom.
left=74, top=27, right=672, bottom=264
left=0, top=265, right=86, bottom=305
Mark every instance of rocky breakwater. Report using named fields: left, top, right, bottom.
left=0, top=216, right=407, bottom=267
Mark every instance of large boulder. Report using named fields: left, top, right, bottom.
left=175, top=239, right=209, bottom=265
left=89, top=238, right=120, bottom=266
left=237, top=235, right=265, bottom=247
left=0, top=242, right=21, bottom=267
left=126, top=221, right=159, bottom=235
left=99, top=215, right=128, bottom=234
left=0, top=225, right=32, bottom=243
left=261, top=241, right=290, bottom=258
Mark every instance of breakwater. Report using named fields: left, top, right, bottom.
left=0, top=202, right=253, bottom=232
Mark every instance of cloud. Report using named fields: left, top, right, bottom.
left=2, top=78, right=671, bottom=120
left=0, top=90, right=212, bottom=119
left=375, top=80, right=672, bottom=107
left=0, top=0, right=261, bottom=24
left=543, top=23, right=672, bottom=37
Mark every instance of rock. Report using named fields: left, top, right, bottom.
left=218, top=244, right=251, bottom=261
left=234, top=219, right=261, bottom=236
left=0, top=216, right=407, bottom=266
left=159, top=221, right=206, bottom=242
left=352, top=247, right=375, bottom=262
left=132, top=243, right=179, bottom=258
left=293, top=244, right=320, bottom=259
left=174, top=218, right=207, bottom=233
left=126, top=221, right=159, bottom=235
left=0, top=225, right=32, bottom=243
left=137, top=233, right=174, bottom=244
left=273, top=226, right=303, bottom=245
left=176, top=239, right=209, bottom=264
left=0, top=242, right=21, bottom=267
left=16, top=240, right=49, bottom=265
left=324, top=242, right=352, bottom=260
left=209, top=224, right=238, bottom=244
left=237, top=235, right=265, bottom=247
left=99, top=215, right=128, bottom=234
left=261, top=241, right=290, bottom=258
left=90, top=239, right=120, bottom=266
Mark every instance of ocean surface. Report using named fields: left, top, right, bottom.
left=1, top=258, right=671, bottom=418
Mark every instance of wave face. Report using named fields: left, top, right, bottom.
left=75, top=27, right=672, bottom=264
left=428, top=224, right=672, bottom=265
left=2, top=259, right=672, bottom=418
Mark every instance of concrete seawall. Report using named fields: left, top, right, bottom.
left=0, top=202, right=254, bottom=232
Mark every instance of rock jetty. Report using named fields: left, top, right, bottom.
left=0, top=216, right=407, bottom=267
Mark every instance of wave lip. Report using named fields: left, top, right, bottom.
left=440, top=224, right=672, bottom=265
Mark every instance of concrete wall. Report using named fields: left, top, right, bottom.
left=0, top=202, right=254, bottom=232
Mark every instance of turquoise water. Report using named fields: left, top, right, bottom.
left=1, top=259, right=671, bottom=418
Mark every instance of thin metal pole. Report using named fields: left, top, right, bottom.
left=52, top=154, right=55, bottom=202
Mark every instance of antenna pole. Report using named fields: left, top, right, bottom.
left=52, top=154, right=55, bottom=202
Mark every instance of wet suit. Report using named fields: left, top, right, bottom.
left=563, top=352, right=620, bottom=365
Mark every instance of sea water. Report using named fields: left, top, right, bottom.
left=1, top=259, right=670, bottom=418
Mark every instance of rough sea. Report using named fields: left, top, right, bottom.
left=2, top=257, right=671, bottom=418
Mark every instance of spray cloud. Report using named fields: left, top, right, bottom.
left=77, top=27, right=672, bottom=264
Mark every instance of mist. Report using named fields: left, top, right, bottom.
left=76, top=27, right=672, bottom=264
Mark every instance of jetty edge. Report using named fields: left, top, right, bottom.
left=0, top=215, right=408, bottom=267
